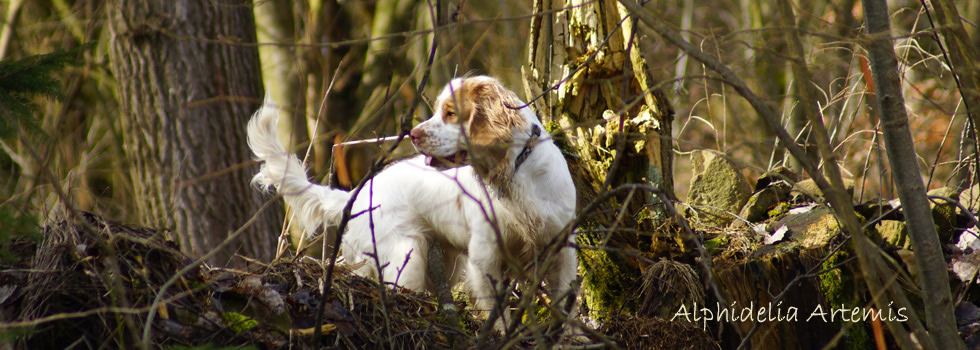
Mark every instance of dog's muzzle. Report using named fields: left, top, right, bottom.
left=410, top=127, right=469, bottom=170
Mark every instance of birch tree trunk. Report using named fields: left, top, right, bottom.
left=524, top=0, right=674, bottom=315
left=108, top=0, right=283, bottom=265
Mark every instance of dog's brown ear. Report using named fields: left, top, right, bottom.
left=463, top=78, right=526, bottom=149
left=461, top=78, right=530, bottom=193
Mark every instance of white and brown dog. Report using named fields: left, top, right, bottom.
left=247, top=75, right=577, bottom=324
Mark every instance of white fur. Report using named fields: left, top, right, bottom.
left=247, top=76, right=578, bottom=326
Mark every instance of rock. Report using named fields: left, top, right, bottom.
left=797, top=211, right=840, bottom=249
left=928, top=186, right=961, bottom=201
left=953, top=251, right=980, bottom=282
left=764, top=205, right=838, bottom=249
left=873, top=220, right=910, bottom=249
left=896, top=249, right=917, bottom=280
left=738, top=181, right=791, bottom=223
left=957, top=229, right=980, bottom=253
left=790, top=178, right=854, bottom=202
left=927, top=187, right=961, bottom=243
left=790, top=179, right=821, bottom=201
left=955, top=302, right=980, bottom=348
left=955, top=302, right=980, bottom=326
left=754, top=166, right=800, bottom=192
left=686, top=150, right=752, bottom=228
left=961, top=184, right=980, bottom=213
left=853, top=200, right=901, bottom=222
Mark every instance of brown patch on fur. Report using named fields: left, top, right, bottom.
left=446, top=78, right=528, bottom=196
left=508, top=211, right=544, bottom=255
left=444, top=77, right=544, bottom=249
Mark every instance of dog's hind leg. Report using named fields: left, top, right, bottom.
left=381, top=235, right=429, bottom=292
left=443, top=247, right=467, bottom=288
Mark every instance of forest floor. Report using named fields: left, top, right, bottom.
left=0, top=212, right=716, bottom=349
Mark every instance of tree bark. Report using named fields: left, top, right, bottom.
left=524, top=0, right=674, bottom=315
left=863, top=0, right=963, bottom=348
left=108, top=0, right=283, bottom=265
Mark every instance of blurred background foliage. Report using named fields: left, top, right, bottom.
left=0, top=0, right=976, bottom=235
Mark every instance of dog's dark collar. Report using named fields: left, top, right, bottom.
left=514, top=124, right=541, bottom=172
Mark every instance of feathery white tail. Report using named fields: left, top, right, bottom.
left=247, top=99, right=349, bottom=237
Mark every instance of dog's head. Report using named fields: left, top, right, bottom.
left=410, top=76, right=529, bottom=174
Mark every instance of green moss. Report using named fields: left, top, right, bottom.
left=544, top=121, right=579, bottom=159
left=520, top=297, right=555, bottom=325
left=818, top=250, right=869, bottom=349
left=767, top=202, right=790, bottom=219
left=819, top=251, right=845, bottom=308
left=577, top=230, right=639, bottom=317
left=932, top=200, right=957, bottom=243
left=221, top=312, right=258, bottom=333
left=704, top=235, right=729, bottom=254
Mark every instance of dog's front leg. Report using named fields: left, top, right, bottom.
left=545, top=245, right=578, bottom=309
left=545, top=244, right=580, bottom=336
left=466, top=230, right=510, bottom=333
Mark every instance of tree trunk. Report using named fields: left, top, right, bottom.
left=863, top=0, right=963, bottom=348
left=108, top=0, right=283, bottom=265
left=254, top=0, right=308, bottom=150
left=524, top=0, right=674, bottom=316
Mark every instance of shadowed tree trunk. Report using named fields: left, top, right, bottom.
left=108, top=0, right=283, bottom=265
left=524, top=0, right=674, bottom=316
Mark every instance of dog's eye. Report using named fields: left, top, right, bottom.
left=446, top=111, right=455, bottom=117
